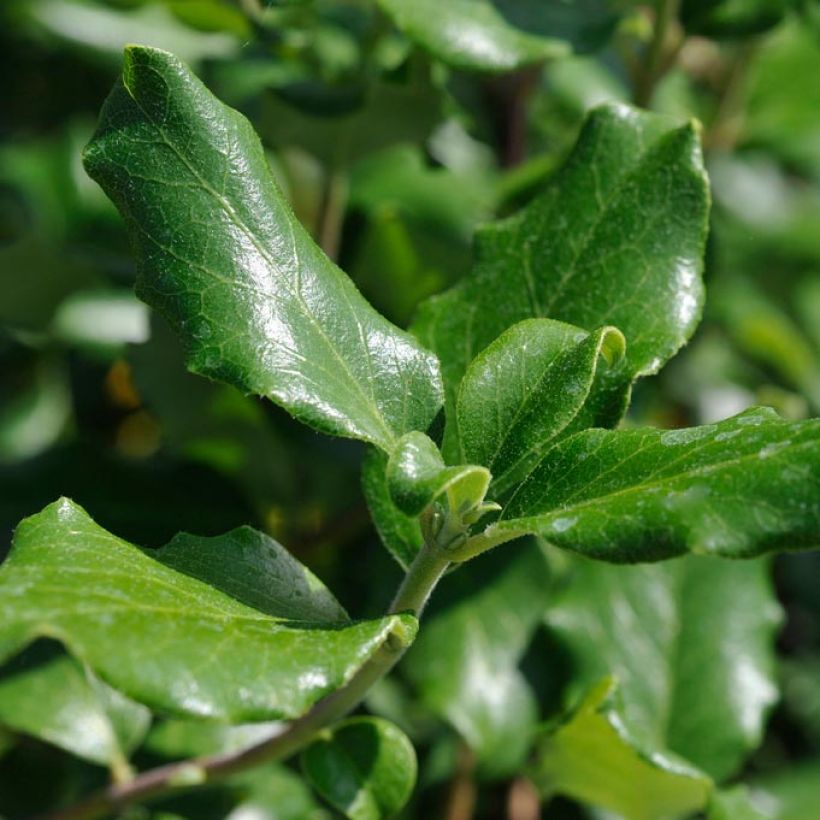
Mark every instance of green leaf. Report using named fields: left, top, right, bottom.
left=680, top=0, right=788, bottom=37
left=82, top=46, right=443, bottom=452
left=750, top=760, right=820, bottom=820
left=0, top=640, right=150, bottom=773
left=414, top=103, right=709, bottom=446
left=404, top=540, right=549, bottom=776
left=708, top=786, right=768, bottom=820
left=0, top=499, right=417, bottom=721
left=545, top=554, right=781, bottom=780
left=498, top=407, right=820, bottom=561
left=376, top=0, right=569, bottom=73
left=456, top=319, right=625, bottom=495
left=531, top=678, right=712, bottom=820
left=155, top=526, right=349, bottom=623
left=301, top=717, right=417, bottom=820
left=386, top=432, right=490, bottom=518
left=362, top=448, right=423, bottom=570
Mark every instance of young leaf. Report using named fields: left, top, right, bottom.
left=362, top=448, right=423, bottom=570
left=545, top=554, right=781, bottom=780
left=386, top=432, right=490, bottom=518
left=0, top=499, right=417, bottom=722
left=531, top=678, right=712, bottom=819
left=376, top=0, right=569, bottom=73
left=0, top=640, right=150, bottom=773
left=403, top=540, right=549, bottom=776
left=82, top=46, right=443, bottom=451
left=456, top=319, right=624, bottom=495
left=498, top=407, right=820, bottom=561
left=301, top=717, right=417, bottom=820
left=414, top=103, right=709, bottom=444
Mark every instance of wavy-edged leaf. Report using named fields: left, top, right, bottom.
left=0, top=499, right=417, bottom=721
left=362, top=448, right=423, bottom=570
left=387, top=432, right=490, bottom=518
left=414, top=103, right=709, bottom=449
left=545, top=554, right=781, bottom=781
left=301, top=717, right=416, bottom=820
left=82, top=46, right=443, bottom=451
left=457, top=319, right=624, bottom=495
left=531, top=678, right=712, bottom=819
left=0, top=640, right=150, bottom=773
left=404, top=540, right=549, bottom=777
left=498, top=407, right=820, bottom=561
left=376, top=0, right=569, bottom=73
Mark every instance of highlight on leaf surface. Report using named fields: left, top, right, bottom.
left=0, top=499, right=417, bottom=722
left=82, top=45, right=443, bottom=452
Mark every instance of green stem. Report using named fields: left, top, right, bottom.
left=634, top=0, right=681, bottom=108
left=34, top=541, right=450, bottom=820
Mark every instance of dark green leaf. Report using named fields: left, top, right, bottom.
left=155, top=526, right=349, bottom=623
left=545, top=554, right=781, bottom=780
left=0, top=640, right=150, bottom=773
left=83, top=46, right=443, bottom=451
left=376, top=0, right=569, bottom=73
left=681, top=0, right=788, bottom=37
left=0, top=499, right=416, bottom=721
left=301, top=717, right=416, bottom=820
left=404, top=540, right=549, bottom=776
left=531, top=678, right=712, bottom=819
left=456, top=319, right=624, bottom=495
left=498, top=407, right=820, bottom=561
left=414, top=103, right=709, bottom=447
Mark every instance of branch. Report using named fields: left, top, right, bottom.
left=634, top=0, right=682, bottom=108
left=34, top=541, right=451, bottom=820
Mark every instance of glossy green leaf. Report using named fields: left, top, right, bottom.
left=414, top=103, right=709, bottom=447
left=82, top=46, right=443, bottom=451
left=362, top=448, right=423, bottom=570
left=498, top=407, right=820, bottom=561
left=386, top=432, right=490, bottom=518
left=0, top=640, right=150, bottom=773
left=301, top=717, right=417, bottom=820
left=545, top=554, right=781, bottom=780
left=456, top=319, right=624, bottom=495
left=145, top=717, right=282, bottom=760
left=0, top=499, right=417, bottom=721
left=531, top=678, right=712, bottom=820
left=404, top=540, right=549, bottom=776
left=376, top=0, right=569, bottom=73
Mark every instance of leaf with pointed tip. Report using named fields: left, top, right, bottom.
left=362, top=448, right=423, bottom=570
left=387, top=432, right=490, bottom=518
left=0, top=640, right=150, bottom=771
left=376, top=0, right=569, bottom=73
left=82, top=46, right=443, bottom=452
left=301, top=717, right=416, bottom=820
left=531, top=678, right=712, bottom=819
left=497, top=407, right=820, bottom=561
left=414, top=103, right=709, bottom=450
left=0, top=499, right=417, bottom=721
left=404, top=540, right=549, bottom=777
left=457, top=319, right=624, bottom=496
left=545, top=554, right=781, bottom=781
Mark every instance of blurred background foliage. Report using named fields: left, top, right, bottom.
left=1, top=1, right=820, bottom=818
